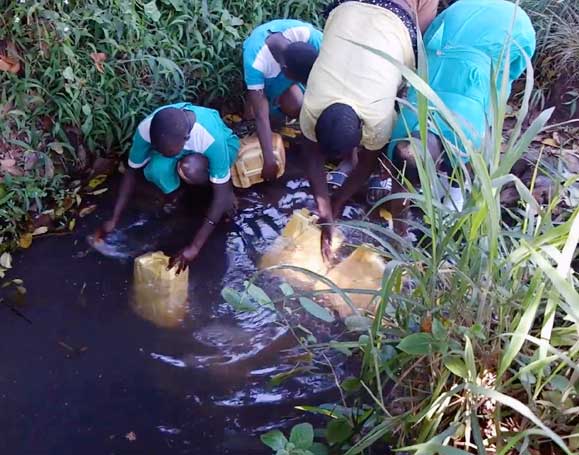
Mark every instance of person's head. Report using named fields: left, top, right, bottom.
left=150, top=108, right=194, bottom=157
left=315, top=103, right=362, bottom=160
left=177, top=154, right=210, bottom=186
left=282, top=42, right=319, bottom=84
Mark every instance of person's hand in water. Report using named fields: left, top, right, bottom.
left=319, top=219, right=335, bottom=264
left=93, top=219, right=117, bottom=242
left=261, top=156, right=278, bottom=182
left=168, top=245, right=199, bottom=275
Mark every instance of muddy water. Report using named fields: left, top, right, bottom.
left=0, top=158, right=368, bottom=454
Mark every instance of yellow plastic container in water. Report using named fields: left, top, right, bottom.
left=320, top=244, right=386, bottom=318
left=260, top=208, right=342, bottom=286
left=231, top=133, right=286, bottom=188
left=132, top=251, right=189, bottom=328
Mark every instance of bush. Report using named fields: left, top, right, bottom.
left=0, top=0, right=327, bottom=247
left=1, top=0, right=326, bottom=159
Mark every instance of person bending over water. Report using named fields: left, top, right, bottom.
left=95, top=103, right=239, bottom=273
left=243, top=19, right=322, bottom=182
left=297, top=0, right=439, bottom=259
left=387, top=0, right=536, bottom=210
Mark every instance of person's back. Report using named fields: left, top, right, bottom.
left=301, top=2, right=416, bottom=151
left=424, top=0, right=536, bottom=84
left=390, top=0, right=536, bottom=155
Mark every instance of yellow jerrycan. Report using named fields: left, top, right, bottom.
left=231, top=133, right=286, bottom=188
left=320, top=244, right=386, bottom=318
left=260, top=208, right=342, bottom=286
left=132, top=251, right=189, bottom=328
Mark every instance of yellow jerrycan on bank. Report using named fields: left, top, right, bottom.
left=320, top=244, right=386, bottom=318
left=231, top=133, right=286, bottom=188
left=132, top=251, right=189, bottom=328
left=260, top=208, right=342, bottom=286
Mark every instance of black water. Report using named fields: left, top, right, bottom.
left=0, top=160, right=368, bottom=454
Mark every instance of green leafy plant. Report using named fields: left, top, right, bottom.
left=261, top=423, right=328, bottom=455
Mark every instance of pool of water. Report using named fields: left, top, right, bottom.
left=0, top=158, right=369, bottom=454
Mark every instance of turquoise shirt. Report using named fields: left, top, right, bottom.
left=243, top=19, right=323, bottom=105
left=128, top=103, right=239, bottom=194
left=389, top=0, right=536, bottom=162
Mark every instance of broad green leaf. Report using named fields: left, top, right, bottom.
left=247, top=283, right=273, bottom=307
left=340, top=377, right=361, bottom=393
left=261, top=430, right=288, bottom=451
left=62, top=66, right=75, bottom=81
left=432, top=318, right=446, bottom=340
left=289, top=423, right=314, bottom=449
left=299, top=297, right=335, bottom=323
left=326, top=418, right=353, bottom=445
left=344, top=315, right=371, bottom=332
left=279, top=283, right=294, bottom=296
left=443, top=356, right=468, bottom=379
left=144, top=0, right=161, bottom=21
left=162, top=0, right=184, bottom=10
left=221, top=287, right=255, bottom=312
left=397, top=333, right=446, bottom=355
left=310, top=443, right=329, bottom=455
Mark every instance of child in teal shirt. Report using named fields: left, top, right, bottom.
left=243, top=19, right=322, bottom=182
left=96, top=103, right=239, bottom=272
left=386, top=0, right=536, bottom=209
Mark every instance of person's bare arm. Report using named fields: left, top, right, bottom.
left=247, top=90, right=278, bottom=181
left=169, top=181, right=234, bottom=273
left=332, top=148, right=378, bottom=217
left=95, top=166, right=137, bottom=239
left=302, top=138, right=332, bottom=221
left=301, top=138, right=335, bottom=262
left=416, top=0, right=439, bottom=33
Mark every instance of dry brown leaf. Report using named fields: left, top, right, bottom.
left=32, top=226, right=48, bottom=236
left=79, top=204, right=97, bottom=218
left=0, top=55, right=20, bottom=74
left=90, top=52, right=107, bottom=73
left=0, top=158, right=23, bottom=176
left=541, top=137, right=559, bottom=147
left=88, top=174, right=107, bottom=189
left=421, top=313, right=432, bottom=333
left=88, top=187, right=108, bottom=196
left=0, top=252, right=12, bottom=269
left=19, top=233, right=33, bottom=249
left=562, top=152, right=579, bottom=174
